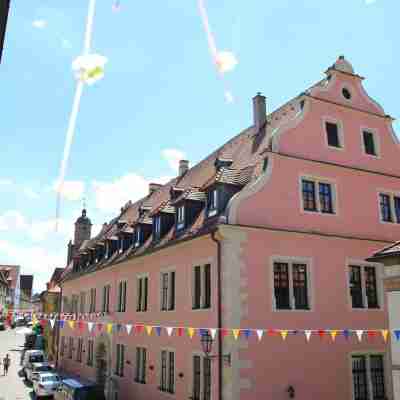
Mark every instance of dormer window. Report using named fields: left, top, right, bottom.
left=176, top=205, right=185, bottom=230
left=135, top=227, right=142, bottom=248
left=207, top=189, right=218, bottom=217
left=154, top=216, right=162, bottom=240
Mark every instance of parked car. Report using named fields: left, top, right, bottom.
left=15, top=316, right=26, bottom=326
left=0, top=320, right=5, bottom=331
left=32, top=372, right=61, bottom=398
left=26, top=362, right=54, bottom=382
left=54, top=378, right=106, bottom=400
left=22, top=349, right=46, bottom=376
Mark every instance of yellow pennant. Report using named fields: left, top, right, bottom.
left=232, top=329, right=240, bottom=340
left=187, top=327, right=195, bottom=339
left=146, top=326, right=153, bottom=336
left=280, top=330, right=288, bottom=340
left=330, top=330, right=338, bottom=341
left=106, top=323, right=113, bottom=334
left=381, top=330, right=389, bottom=342
left=68, top=321, right=75, bottom=329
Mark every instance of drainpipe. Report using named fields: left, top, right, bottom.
left=211, top=231, right=222, bottom=400
left=55, top=285, right=62, bottom=370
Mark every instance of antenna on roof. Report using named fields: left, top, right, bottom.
left=82, top=196, right=87, bottom=210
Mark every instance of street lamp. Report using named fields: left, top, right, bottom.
left=200, top=331, right=231, bottom=366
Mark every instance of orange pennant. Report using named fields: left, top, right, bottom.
left=146, top=325, right=153, bottom=336
left=187, top=327, right=195, bottom=338
left=232, top=329, right=240, bottom=340
left=330, top=330, right=338, bottom=341
left=280, top=330, right=288, bottom=340
left=381, top=330, right=389, bottom=342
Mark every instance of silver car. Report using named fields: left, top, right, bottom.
left=26, top=362, right=54, bottom=382
left=33, top=372, right=61, bottom=398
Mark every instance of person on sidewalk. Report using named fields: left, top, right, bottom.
left=3, top=354, right=10, bottom=375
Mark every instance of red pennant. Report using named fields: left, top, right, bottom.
left=97, top=323, right=103, bottom=332
left=318, top=330, right=326, bottom=339
left=40, top=319, right=47, bottom=327
left=367, top=330, right=376, bottom=340
left=135, top=324, right=144, bottom=334
left=268, top=329, right=276, bottom=336
left=221, top=329, right=229, bottom=337
left=177, top=327, right=183, bottom=337
left=78, top=321, right=84, bottom=331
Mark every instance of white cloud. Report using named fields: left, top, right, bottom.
left=365, top=0, right=376, bottom=4
left=162, top=148, right=186, bottom=172
left=92, top=174, right=171, bottom=214
left=0, top=210, right=28, bottom=231
left=23, top=187, right=40, bottom=199
left=32, top=19, right=47, bottom=29
left=53, top=180, right=85, bottom=201
left=0, top=178, right=13, bottom=186
left=29, top=218, right=73, bottom=242
left=0, top=240, right=64, bottom=292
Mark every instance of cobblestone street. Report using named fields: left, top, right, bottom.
left=0, top=328, right=33, bottom=400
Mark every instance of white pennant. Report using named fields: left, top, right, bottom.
left=210, top=328, right=217, bottom=340
left=126, top=324, right=133, bottom=335
left=88, top=322, right=94, bottom=332
left=166, top=327, right=173, bottom=336
left=50, top=319, right=55, bottom=329
left=356, top=330, right=364, bottom=342
left=256, top=330, right=264, bottom=341
left=305, top=330, right=312, bottom=342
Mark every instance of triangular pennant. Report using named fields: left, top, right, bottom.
left=280, top=330, right=288, bottom=340
left=243, top=329, right=251, bottom=339
left=367, top=330, right=376, bottom=340
left=126, top=324, right=133, bottom=335
left=106, top=323, right=113, bottom=334
left=210, top=328, right=217, bottom=340
left=318, top=330, right=325, bottom=339
left=88, top=322, right=94, bottom=332
left=146, top=326, right=153, bottom=336
left=232, top=329, right=240, bottom=340
left=117, top=324, right=123, bottom=333
left=135, top=324, right=144, bottom=334
left=330, top=330, right=338, bottom=341
left=97, top=323, right=103, bottom=332
left=256, top=329, right=264, bottom=341
left=177, top=327, right=183, bottom=337
left=50, top=319, right=55, bottom=329
left=155, top=326, right=162, bottom=336
left=343, top=329, right=351, bottom=340
left=78, top=321, right=84, bottom=331
left=305, top=330, right=312, bottom=342
left=356, top=330, right=364, bottom=342
left=187, top=327, right=195, bottom=339
left=166, top=327, right=174, bottom=337
left=221, top=329, right=229, bottom=337
left=394, top=330, right=400, bottom=341
left=59, top=320, right=65, bottom=329
left=40, top=319, right=47, bottom=327
left=381, top=329, right=389, bottom=342
left=68, top=320, right=75, bottom=329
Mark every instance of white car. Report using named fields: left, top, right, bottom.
left=32, top=372, right=61, bottom=398
left=22, top=350, right=46, bottom=376
left=26, top=362, right=54, bottom=382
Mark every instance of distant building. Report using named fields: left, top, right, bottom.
left=0, top=270, right=9, bottom=316
left=0, top=265, right=21, bottom=310
left=0, top=0, right=10, bottom=63
left=368, top=242, right=400, bottom=400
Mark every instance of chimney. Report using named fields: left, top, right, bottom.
left=179, top=160, right=189, bottom=176
left=149, top=183, right=162, bottom=195
left=253, top=92, right=266, bottom=133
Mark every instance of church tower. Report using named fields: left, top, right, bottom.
left=74, top=208, right=92, bottom=250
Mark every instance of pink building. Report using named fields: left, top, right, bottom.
left=59, top=56, right=400, bottom=400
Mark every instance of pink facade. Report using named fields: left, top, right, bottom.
left=59, top=57, right=400, bottom=400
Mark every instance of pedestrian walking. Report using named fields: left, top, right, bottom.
left=3, top=353, right=10, bottom=375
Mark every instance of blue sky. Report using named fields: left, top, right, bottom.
left=0, top=0, right=398, bottom=292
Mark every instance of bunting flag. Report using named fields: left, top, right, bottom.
left=305, top=330, right=312, bottom=342
left=221, top=329, right=229, bottom=337
left=381, top=330, right=389, bottom=342
left=97, top=323, right=103, bottom=332
left=256, top=330, right=264, bottom=341
left=155, top=326, right=162, bottom=336
left=210, top=328, right=217, bottom=340
left=267, top=329, right=276, bottom=337
left=135, top=324, right=144, bottom=334
left=177, top=327, right=183, bottom=337
left=50, top=319, right=55, bottom=329
left=126, top=324, right=133, bottom=335
left=356, top=330, right=364, bottom=342
left=106, top=323, right=113, bottom=334
left=88, top=322, right=94, bottom=332
left=367, top=330, right=376, bottom=340
left=59, top=320, right=65, bottom=329
left=330, top=330, right=338, bottom=342
left=146, top=325, right=153, bottom=336
left=187, top=327, right=195, bottom=339
left=318, top=330, right=326, bottom=339
left=243, top=329, right=251, bottom=339
left=68, top=320, right=75, bottom=329
left=166, top=327, right=174, bottom=337
left=343, top=329, right=351, bottom=340
left=280, top=330, right=289, bottom=341
left=232, top=329, right=240, bottom=340
left=395, top=330, right=400, bottom=341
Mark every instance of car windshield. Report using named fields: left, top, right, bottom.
left=42, top=375, right=59, bottom=382
left=37, top=366, right=52, bottom=372
left=30, top=355, right=44, bottom=363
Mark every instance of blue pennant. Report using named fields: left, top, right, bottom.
left=394, top=330, right=400, bottom=341
left=343, top=329, right=351, bottom=340
left=155, top=326, right=162, bottom=336
left=243, top=329, right=251, bottom=338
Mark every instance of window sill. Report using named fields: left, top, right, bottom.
left=273, top=308, right=312, bottom=312
left=350, top=307, right=383, bottom=312
left=207, top=209, right=218, bottom=218
left=301, top=209, right=337, bottom=217
left=134, top=380, right=146, bottom=385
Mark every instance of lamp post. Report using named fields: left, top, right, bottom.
left=200, top=331, right=231, bottom=365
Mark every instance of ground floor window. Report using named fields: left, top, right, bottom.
left=352, top=354, right=386, bottom=400
left=192, top=355, right=211, bottom=400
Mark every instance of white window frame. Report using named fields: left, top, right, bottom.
left=102, top=285, right=110, bottom=313
left=79, top=292, right=86, bottom=314
left=160, top=268, right=176, bottom=312
left=87, top=339, right=94, bottom=366
left=270, top=256, right=313, bottom=312
left=135, top=227, right=142, bottom=248
left=190, top=352, right=212, bottom=400
left=299, top=175, right=338, bottom=216
left=117, top=280, right=127, bottom=313
left=115, top=343, right=125, bottom=377
left=346, top=259, right=384, bottom=311
left=360, top=127, right=380, bottom=159
left=192, top=264, right=212, bottom=310
left=136, top=274, right=149, bottom=312
left=377, top=190, right=400, bottom=225
left=77, top=337, right=83, bottom=362
left=177, top=205, right=185, bottom=230
left=154, top=216, right=162, bottom=238
left=159, top=348, right=176, bottom=394
left=349, top=351, right=389, bottom=400
left=134, top=346, right=147, bottom=384
left=89, top=288, right=96, bottom=313
left=322, top=117, right=345, bottom=150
